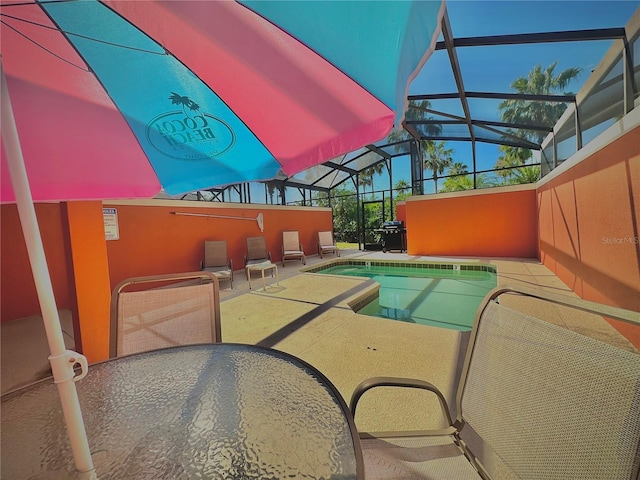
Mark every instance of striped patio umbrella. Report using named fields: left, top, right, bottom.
left=0, top=1, right=444, bottom=477
left=1, top=0, right=444, bottom=201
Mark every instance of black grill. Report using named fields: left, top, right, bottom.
left=375, top=221, right=406, bottom=252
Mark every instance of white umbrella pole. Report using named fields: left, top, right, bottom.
left=1, top=64, right=96, bottom=478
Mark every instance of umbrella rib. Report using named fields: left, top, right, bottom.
left=65, top=30, right=168, bottom=56
left=1, top=19, right=89, bottom=71
left=1, top=12, right=168, bottom=57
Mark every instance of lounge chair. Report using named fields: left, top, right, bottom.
left=201, top=240, right=233, bottom=289
left=244, top=235, right=272, bottom=280
left=317, top=230, right=340, bottom=258
left=281, top=230, right=306, bottom=267
left=110, top=271, right=221, bottom=358
left=350, top=285, right=640, bottom=480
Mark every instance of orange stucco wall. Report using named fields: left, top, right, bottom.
left=538, top=125, right=640, bottom=347
left=103, top=200, right=333, bottom=291
left=2, top=201, right=114, bottom=362
left=404, top=185, right=538, bottom=258
left=395, top=202, right=406, bottom=225
left=63, top=202, right=112, bottom=362
left=1, top=203, right=72, bottom=321
left=2, top=199, right=332, bottom=362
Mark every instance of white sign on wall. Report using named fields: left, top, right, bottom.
left=103, top=208, right=119, bottom=241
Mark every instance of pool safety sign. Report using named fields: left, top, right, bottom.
left=103, top=208, right=119, bottom=241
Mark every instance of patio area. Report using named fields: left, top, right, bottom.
left=218, top=250, right=637, bottom=433
left=1, top=2, right=638, bottom=477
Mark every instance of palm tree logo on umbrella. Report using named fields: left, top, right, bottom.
left=145, top=92, right=236, bottom=160
left=169, top=92, right=201, bottom=117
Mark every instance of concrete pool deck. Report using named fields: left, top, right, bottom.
left=218, top=250, right=637, bottom=433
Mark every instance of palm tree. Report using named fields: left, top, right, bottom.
left=393, top=179, right=411, bottom=203
left=358, top=170, right=373, bottom=196
left=423, top=141, right=453, bottom=193
left=494, top=144, right=533, bottom=183
left=441, top=173, right=493, bottom=192
left=394, top=179, right=410, bottom=196
left=405, top=100, right=442, bottom=131
left=498, top=62, right=582, bottom=145
left=359, top=161, right=386, bottom=197
left=441, top=175, right=473, bottom=192
left=440, top=162, right=470, bottom=192
left=510, top=165, right=541, bottom=184
left=387, top=100, right=443, bottom=147
left=448, top=162, right=468, bottom=175
left=265, top=181, right=279, bottom=204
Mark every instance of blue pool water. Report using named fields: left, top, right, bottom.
left=315, top=262, right=497, bottom=331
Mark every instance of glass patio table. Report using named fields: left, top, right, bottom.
left=1, top=343, right=363, bottom=479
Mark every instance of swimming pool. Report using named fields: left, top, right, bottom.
left=311, top=261, right=497, bottom=331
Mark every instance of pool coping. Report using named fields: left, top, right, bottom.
left=302, top=258, right=497, bottom=319
left=302, top=257, right=497, bottom=274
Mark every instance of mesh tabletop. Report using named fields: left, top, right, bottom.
left=1, top=344, right=361, bottom=479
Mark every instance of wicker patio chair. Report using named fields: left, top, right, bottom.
left=281, top=230, right=306, bottom=267
left=201, top=240, right=233, bottom=289
left=350, top=285, right=640, bottom=480
left=110, top=271, right=221, bottom=358
left=317, top=230, right=340, bottom=258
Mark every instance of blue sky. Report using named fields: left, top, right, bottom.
left=387, top=0, right=639, bottom=194
left=412, top=0, right=638, bottom=95
left=243, top=1, right=639, bottom=203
